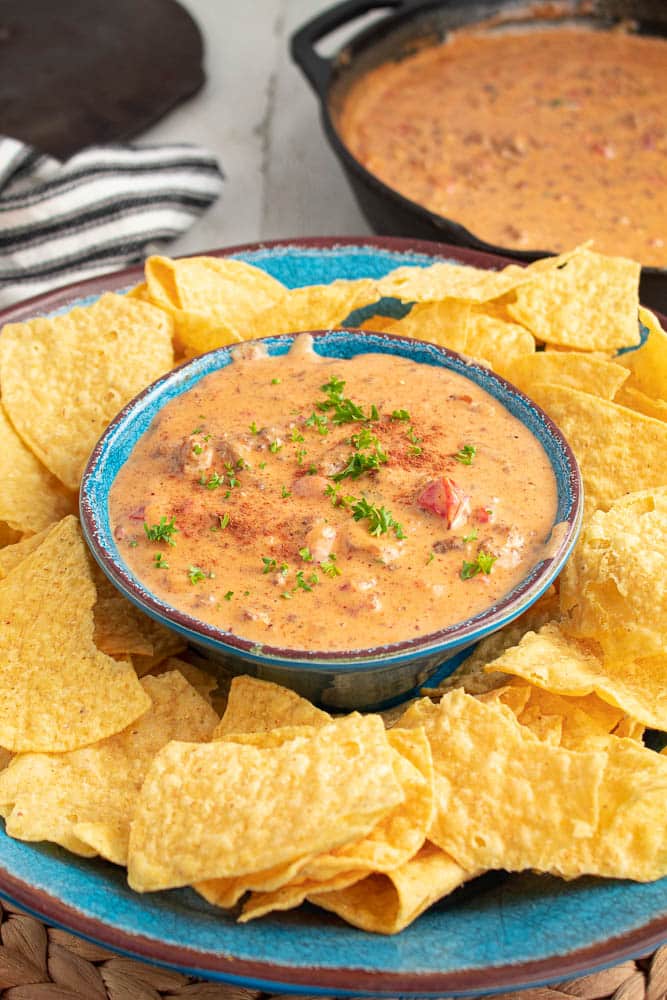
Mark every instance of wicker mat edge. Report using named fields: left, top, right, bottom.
left=0, top=900, right=665, bottom=1000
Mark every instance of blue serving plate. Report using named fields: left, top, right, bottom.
left=0, top=236, right=665, bottom=996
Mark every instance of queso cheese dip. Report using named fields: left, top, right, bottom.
left=110, top=337, right=558, bottom=652
left=338, top=26, right=667, bottom=266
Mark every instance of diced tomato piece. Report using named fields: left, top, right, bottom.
left=417, top=478, right=471, bottom=529
left=473, top=506, right=494, bottom=524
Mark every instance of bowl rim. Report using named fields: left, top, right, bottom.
left=80, top=326, right=583, bottom=669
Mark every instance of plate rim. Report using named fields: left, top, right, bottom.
left=1, top=234, right=665, bottom=996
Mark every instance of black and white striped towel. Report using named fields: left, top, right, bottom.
left=0, top=136, right=224, bottom=308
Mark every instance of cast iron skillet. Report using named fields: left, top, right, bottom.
left=291, top=0, right=667, bottom=312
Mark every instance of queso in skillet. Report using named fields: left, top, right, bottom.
left=110, top=335, right=558, bottom=651
left=338, top=25, right=667, bottom=266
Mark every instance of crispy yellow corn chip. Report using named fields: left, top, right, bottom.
left=614, top=383, right=667, bottom=422
left=0, top=528, right=51, bottom=578
left=617, top=307, right=667, bottom=401
left=465, top=314, right=535, bottom=376
left=0, top=294, right=174, bottom=490
left=309, top=842, right=474, bottom=935
left=214, top=675, right=330, bottom=737
left=150, top=658, right=218, bottom=704
left=560, top=488, right=667, bottom=665
left=507, top=249, right=641, bottom=351
left=0, top=516, right=151, bottom=752
left=376, top=259, right=535, bottom=303
left=489, top=623, right=667, bottom=732
left=245, top=280, right=379, bottom=341
left=526, top=383, right=667, bottom=512
left=240, top=870, right=369, bottom=923
left=376, top=299, right=471, bottom=353
left=196, top=853, right=328, bottom=910
left=504, top=351, right=629, bottom=401
left=0, top=404, right=75, bottom=535
left=400, top=691, right=607, bottom=875
left=0, top=672, right=218, bottom=864
left=128, top=714, right=404, bottom=892
left=297, top=727, right=434, bottom=880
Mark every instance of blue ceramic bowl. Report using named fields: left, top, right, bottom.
left=80, top=328, right=582, bottom=711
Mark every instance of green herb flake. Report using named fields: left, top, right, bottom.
left=462, top=529, right=478, bottom=544
left=455, top=444, right=477, bottom=466
left=460, top=551, right=497, bottom=580
left=249, top=421, right=260, bottom=435
left=271, top=377, right=282, bottom=385
left=427, top=551, right=435, bottom=564
left=128, top=540, right=138, bottom=548
left=281, top=485, right=291, bottom=498
left=321, top=554, right=341, bottom=577
left=391, top=409, right=411, bottom=421
left=224, top=590, right=234, bottom=601
left=192, top=443, right=203, bottom=455
left=262, top=556, right=277, bottom=574
left=269, top=440, right=283, bottom=454
left=299, top=546, right=313, bottom=562
left=218, top=512, right=230, bottom=530
left=153, top=552, right=169, bottom=569
left=188, top=565, right=210, bottom=584
left=144, top=516, right=179, bottom=546
left=351, top=497, right=405, bottom=539
left=290, top=428, right=305, bottom=443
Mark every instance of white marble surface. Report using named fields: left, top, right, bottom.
left=143, top=0, right=374, bottom=255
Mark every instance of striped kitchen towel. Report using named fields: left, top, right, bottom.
left=0, top=136, right=224, bottom=308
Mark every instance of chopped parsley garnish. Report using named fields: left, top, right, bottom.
left=192, top=443, right=203, bottom=455
left=455, top=444, right=477, bottom=465
left=351, top=498, right=405, bottom=539
left=290, top=428, right=305, bottom=443
left=144, top=516, right=179, bottom=546
left=406, top=426, right=421, bottom=445
left=408, top=444, right=423, bottom=456
left=191, top=425, right=204, bottom=434
left=317, top=376, right=378, bottom=425
left=462, top=529, right=478, bottom=543
left=307, top=463, right=318, bottom=475
left=294, top=570, right=316, bottom=592
left=305, top=412, right=329, bottom=435
left=249, top=421, right=260, bottom=435
left=332, top=448, right=387, bottom=482
left=271, top=377, right=281, bottom=385
left=281, top=591, right=292, bottom=599
left=427, top=551, right=435, bottom=564
left=262, top=556, right=277, bottom=574
left=321, top=553, right=341, bottom=577
left=224, top=590, right=234, bottom=601
left=281, top=485, right=291, bottom=498
left=391, top=409, right=411, bottom=421
left=350, top=427, right=379, bottom=451
left=188, top=565, right=213, bottom=584
left=153, top=552, right=169, bottom=569
left=295, top=448, right=307, bottom=465
left=299, top=546, right=313, bottom=562
left=128, top=540, right=138, bottom=548
left=460, top=551, right=497, bottom=580
left=199, top=471, right=223, bottom=490
left=218, top=512, right=230, bottom=530
left=269, top=439, right=282, bottom=453
left=325, top=482, right=355, bottom=508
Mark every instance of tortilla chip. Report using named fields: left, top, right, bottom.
left=376, top=299, right=471, bottom=353
left=0, top=404, right=75, bottom=535
left=0, top=528, right=51, bottom=578
left=400, top=691, right=609, bottom=877
left=0, top=516, right=151, bottom=752
left=376, top=260, right=531, bottom=303
left=614, top=383, right=667, bottom=422
left=297, top=727, right=434, bottom=880
left=240, top=870, right=369, bottom=923
left=465, top=314, right=535, bottom=376
left=150, top=658, right=219, bottom=704
left=506, top=249, right=641, bottom=351
left=0, top=672, right=218, bottom=864
left=245, top=280, right=380, bottom=342
left=560, top=488, right=667, bottom=665
left=617, top=307, right=667, bottom=401
left=308, top=842, right=473, bottom=935
left=127, top=714, right=404, bottom=892
left=213, top=675, right=330, bottom=738
left=0, top=294, right=174, bottom=490
left=526, top=383, right=667, bottom=512
left=503, top=351, right=629, bottom=401
left=489, top=622, right=667, bottom=733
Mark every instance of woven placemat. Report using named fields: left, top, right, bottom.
left=0, top=901, right=665, bottom=1000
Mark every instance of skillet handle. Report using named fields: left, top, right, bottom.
left=291, top=0, right=411, bottom=97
